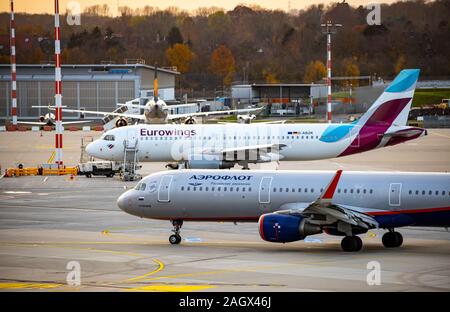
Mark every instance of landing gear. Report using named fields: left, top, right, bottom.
left=169, top=220, right=183, bottom=245
left=382, top=230, right=403, bottom=248
left=341, top=236, right=363, bottom=252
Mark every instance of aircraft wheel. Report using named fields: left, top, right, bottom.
left=169, top=234, right=181, bottom=245
left=382, top=231, right=403, bottom=248
left=341, top=236, right=363, bottom=252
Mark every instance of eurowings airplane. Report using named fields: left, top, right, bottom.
left=60, top=66, right=261, bottom=126
left=86, top=69, right=426, bottom=169
left=117, top=169, right=450, bottom=252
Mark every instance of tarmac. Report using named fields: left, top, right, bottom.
left=0, top=129, right=449, bottom=291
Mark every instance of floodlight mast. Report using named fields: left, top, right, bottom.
left=321, top=21, right=342, bottom=123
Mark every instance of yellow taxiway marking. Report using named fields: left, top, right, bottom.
left=0, top=282, right=61, bottom=290
left=125, top=259, right=165, bottom=283
left=127, top=284, right=215, bottom=292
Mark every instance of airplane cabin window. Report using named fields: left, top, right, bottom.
left=298, top=188, right=302, bottom=192
left=286, top=188, right=289, bottom=192
left=248, top=187, right=252, bottom=192
left=181, top=186, right=184, bottom=191
left=140, top=183, right=146, bottom=191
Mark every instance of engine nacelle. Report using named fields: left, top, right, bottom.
left=258, top=213, right=322, bottom=243
left=39, top=115, right=45, bottom=122
left=115, top=118, right=128, bottom=127
left=184, top=117, right=197, bottom=124
left=185, top=158, right=235, bottom=169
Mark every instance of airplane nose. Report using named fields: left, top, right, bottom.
left=86, top=142, right=95, bottom=156
left=117, top=191, right=130, bottom=213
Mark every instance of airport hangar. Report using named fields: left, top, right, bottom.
left=0, top=63, right=179, bottom=122
left=232, top=83, right=328, bottom=115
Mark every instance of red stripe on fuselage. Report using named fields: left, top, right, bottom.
left=367, top=206, right=450, bottom=216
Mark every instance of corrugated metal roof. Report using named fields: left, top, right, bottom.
left=0, top=64, right=180, bottom=75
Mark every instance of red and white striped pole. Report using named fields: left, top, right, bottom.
left=54, top=0, right=63, bottom=168
left=321, top=21, right=341, bottom=124
left=326, top=31, right=332, bottom=123
left=10, top=0, right=17, bottom=129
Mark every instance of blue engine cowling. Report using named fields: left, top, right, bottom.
left=258, top=213, right=322, bottom=243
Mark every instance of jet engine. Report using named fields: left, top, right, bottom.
left=258, top=213, right=322, bottom=243
left=39, top=115, right=46, bottom=122
left=184, top=117, right=197, bottom=124
left=115, top=117, right=128, bottom=128
left=237, top=114, right=256, bottom=124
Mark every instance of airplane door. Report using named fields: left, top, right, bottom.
left=350, top=125, right=360, bottom=148
left=158, top=175, right=173, bottom=202
left=389, top=183, right=402, bottom=207
left=126, top=128, right=137, bottom=146
left=259, top=177, right=272, bottom=204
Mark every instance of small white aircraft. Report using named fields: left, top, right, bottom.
left=60, top=65, right=262, bottom=127
left=16, top=106, right=91, bottom=127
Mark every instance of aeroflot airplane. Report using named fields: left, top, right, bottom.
left=117, top=169, right=450, bottom=252
left=87, top=69, right=426, bottom=169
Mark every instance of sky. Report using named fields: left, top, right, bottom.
left=1, top=0, right=399, bottom=15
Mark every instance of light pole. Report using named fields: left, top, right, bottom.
left=321, top=21, right=342, bottom=123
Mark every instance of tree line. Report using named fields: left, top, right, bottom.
left=0, top=0, right=449, bottom=92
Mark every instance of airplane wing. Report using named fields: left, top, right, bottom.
left=17, top=121, right=47, bottom=126
left=167, top=107, right=263, bottom=121
left=202, top=143, right=287, bottom=162
left=168, top=103, right=199, bottom=110
left=61, top=108, right=145, bottom=121
left=61, top=120, right=92, bottom=125
left=275, top=170, right=379, bottom=229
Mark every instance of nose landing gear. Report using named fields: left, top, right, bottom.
left=169, top=220, right=183, bottom=245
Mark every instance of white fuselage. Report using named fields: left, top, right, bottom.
left=87, top=123, right=357, bottom=162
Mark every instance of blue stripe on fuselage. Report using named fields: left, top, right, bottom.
left=319, top=124, right=355, bottom=143
left=374, top=210, right=450, bottom=228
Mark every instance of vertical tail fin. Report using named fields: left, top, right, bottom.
left=154, top=63, right=159, bottom=100
left=356, top=69, right=420, bottom=128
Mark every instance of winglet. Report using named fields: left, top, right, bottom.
left=320, top=170, right=343, bottom=201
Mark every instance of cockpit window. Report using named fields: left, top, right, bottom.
left=103, top=135, right=115, bottom=141
left=134, top=182, right=146, bottom=191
